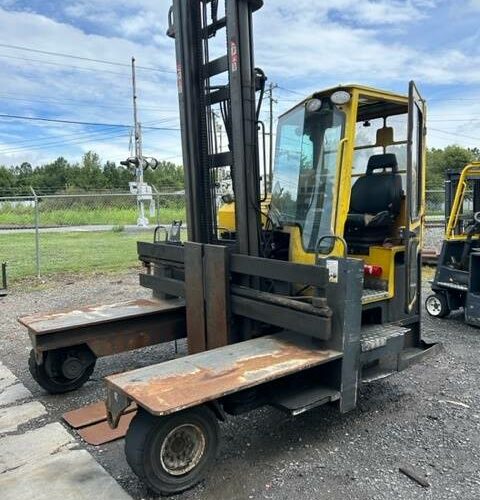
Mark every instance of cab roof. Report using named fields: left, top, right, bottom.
left=280, top=84, right=409, bottom=120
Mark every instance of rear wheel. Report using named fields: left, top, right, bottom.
left=28, top=346, right=96, bottom=394
left=425, top=293, right=450, bottom=318
left=125, top=406, right=219, bottom=496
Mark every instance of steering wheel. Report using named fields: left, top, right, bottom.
left=464, top=211, right=480, bottom=236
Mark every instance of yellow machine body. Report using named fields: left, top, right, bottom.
left=220, top=84, right=426, bottom=306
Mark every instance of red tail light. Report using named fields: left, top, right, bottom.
left=364, top=265, right=383, bottom=278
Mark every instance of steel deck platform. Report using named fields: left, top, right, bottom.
left=19, top=298, right=187, bottom=360
left=19, top=298, right=185, bottom=335
left=106, top=332, right=342, bottom=418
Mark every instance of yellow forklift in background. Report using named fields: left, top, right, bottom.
left=102, top=1, right=438, bottom=495
left=426, top=163, right=480, bottom=325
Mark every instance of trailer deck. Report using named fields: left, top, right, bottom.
left=106, top=331, right=342, bottom=424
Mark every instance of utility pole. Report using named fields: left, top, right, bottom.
left=214, top=112, right=223, bottom=153
left=268, top=82, right=278, bottom=190
left=212, top=110, right=226, bottom=181
left=131, top=57, right=148, bottom=227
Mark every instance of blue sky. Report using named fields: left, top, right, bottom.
left=0, top=0, right=479, bottom=168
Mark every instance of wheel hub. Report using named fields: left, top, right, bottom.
left=160, top=424, right=206, bottom=476
left=61, top=356, right=84, bottom=380
left=426, top=296, right=441, bottom=315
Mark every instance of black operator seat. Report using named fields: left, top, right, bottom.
left=345, top=153, right=403, bottom=253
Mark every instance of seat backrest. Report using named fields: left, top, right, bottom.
left=350, top=154, right=402, bottom=215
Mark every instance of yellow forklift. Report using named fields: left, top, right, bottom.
left=426, top=163, right=480, bottom=325
left=102, top=0, right=438, bottom=495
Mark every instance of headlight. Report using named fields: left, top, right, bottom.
left=331, top=90, right=351, bottom=105
left=306, top=98, right=322, bottom=112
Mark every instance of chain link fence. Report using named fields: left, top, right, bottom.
left=0, top=188, right=446, bottom=282
left=0, top=188, right=186, bottom=281
left=425, top=189, right=445, bottom=221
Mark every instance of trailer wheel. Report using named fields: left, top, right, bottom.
left=125, top=406, right=219, bottom=495
left=425, top=293, right=450, bottom=318
left=28, top=346, right=96, bottom=394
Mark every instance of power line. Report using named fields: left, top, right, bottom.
left=429, top=127, right=480, bottom=142
left=0, top=93, right=178, bottom=112
left=0, top=42, right=174, bottom=73
left=0, top=125, right=119, bottom=148
left=0, top=126, right=169, bottom=155
left=429, top=97, right=480, bottom=102
left=0, top=113, right=180, bottom=131
left=0, top=53, right=130, bottom=77
left=275, top=85, right=305, bottom=97
left=0, top=117, right=179, bottom=148
left=0, top=122, right=181, bottom=152
left=429, top=118, right=480, bottom=122
left=0, top=128, right=125, bottom=154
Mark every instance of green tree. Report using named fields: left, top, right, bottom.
left=0, top=166, right=15, bottom=194
left=74, top=151, right=106, bottom=190
left=103, top=161, right=132, bottom=189
left=33, top=157, right=70, bottom=192
left=144, top=161, right=184, bottom=189
left=427, top=146, right=479, bottom=188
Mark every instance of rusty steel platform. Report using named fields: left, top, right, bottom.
left=63, top=400, right=137, bottom=446
left=106, top=332, right=342, bottom=419
left=63, top=400, right=136, bottom=429
left=19, top=298, right=184, bottom=335
left=19, top=298, right=186, bottom=359
left=78, top=412, right=136, bottom=446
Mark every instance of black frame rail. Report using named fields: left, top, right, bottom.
left=138, top=241, right=332, bottom=354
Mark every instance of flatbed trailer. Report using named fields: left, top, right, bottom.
left=19, top=298, right=186, bottom=393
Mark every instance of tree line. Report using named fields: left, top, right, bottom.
left=0, top=151, right=184, bottom=195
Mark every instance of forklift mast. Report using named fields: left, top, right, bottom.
left=168, top=0, right=265, bottom=256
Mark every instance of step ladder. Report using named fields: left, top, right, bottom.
left=360, top=323, right=409, bottom=352
left=360, top=323, right=410, bottom=382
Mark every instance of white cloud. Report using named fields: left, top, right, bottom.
left=338, top=0, right=433, bottom=24
left=0, top=0, right=478, bottom=163
left=0, top=6, right=180, bottom=165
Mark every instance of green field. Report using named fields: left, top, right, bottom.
left=0, top=230, right=157, bottom=282
left=0, top=206, right=186, bottom=227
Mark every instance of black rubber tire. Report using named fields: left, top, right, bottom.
left=425, top=293, right=450, bottom=318
left=125, top=406, right=220, bottom=496
left=28, top=347, right=96, bottom=394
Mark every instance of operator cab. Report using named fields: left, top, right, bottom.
left=270, top=83, right=425, bottom=317
left=345, top=152, right=402, bottom=253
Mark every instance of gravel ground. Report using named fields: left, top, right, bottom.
left=1, top=271, right=479, bottom=500
left=425, top=223, right=445, bottom=252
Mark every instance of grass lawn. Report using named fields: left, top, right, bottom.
left=0, top=230, right=157, bottom=282
left=0, top=206, right=186, bottom=227
left=1, top=228, right=439, bottom=285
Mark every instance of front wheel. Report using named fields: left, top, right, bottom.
left=425, top=293, right=450, bottom=318
left=125, top=406, right=220, bottom=495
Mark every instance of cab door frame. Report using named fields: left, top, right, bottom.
left=405, top=81, right=426, bottom=314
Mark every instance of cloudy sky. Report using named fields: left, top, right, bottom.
left=0, top=0, right=479, bottom=168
